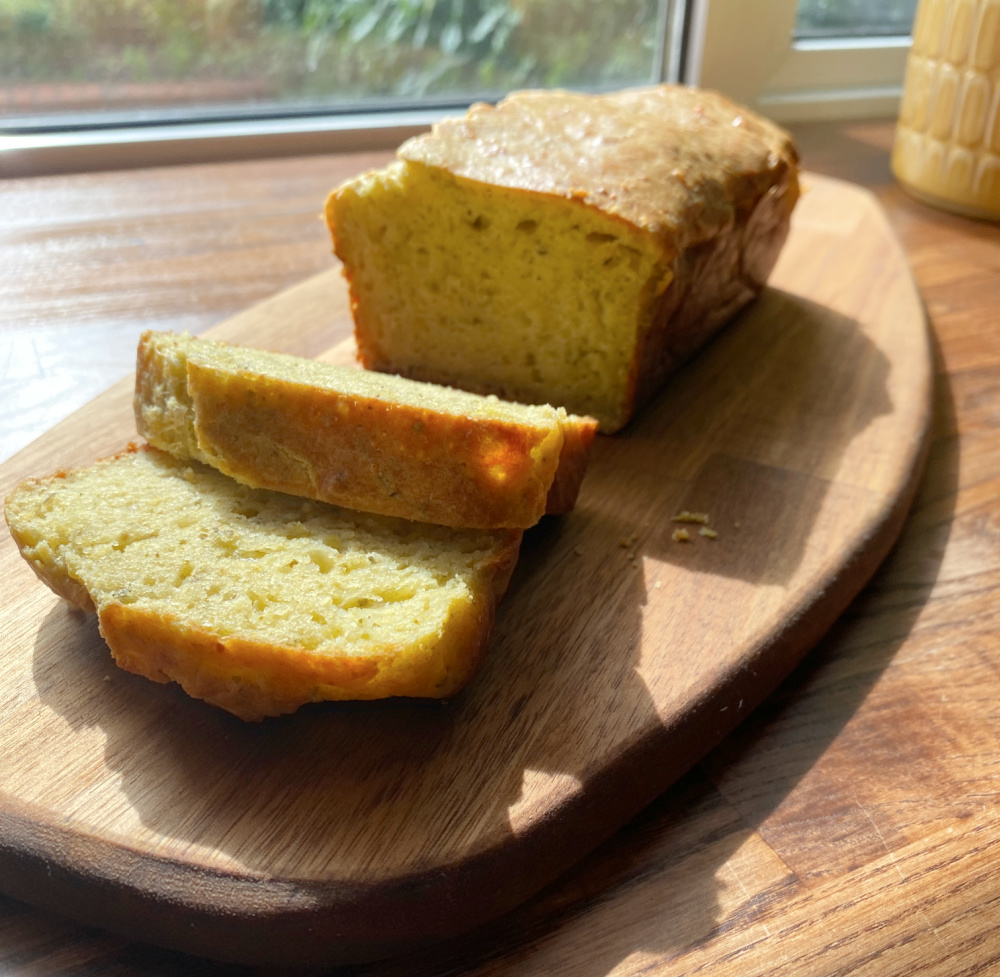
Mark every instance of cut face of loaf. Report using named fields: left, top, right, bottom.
left=4, top=446, right=521, bottom=721
left=135, top=331, right=596, bottom=529
left=327, top=84, right=799, bottom=432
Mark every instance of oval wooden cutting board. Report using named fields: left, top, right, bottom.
left=0, top=175, right=930, bottom=967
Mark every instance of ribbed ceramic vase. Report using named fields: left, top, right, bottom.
left=893, top=0, right=1000, bottom=219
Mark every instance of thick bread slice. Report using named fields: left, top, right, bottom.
left=327, top=84, right=798, bottom=432
left=135, top=331, right=597, bottom=529
left=4, top=445, right=522, bottom=721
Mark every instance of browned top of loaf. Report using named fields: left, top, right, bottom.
left=398, top=85, right=799, bottom=255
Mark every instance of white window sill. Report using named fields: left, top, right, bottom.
left=0, top=108, right=449, bottom=178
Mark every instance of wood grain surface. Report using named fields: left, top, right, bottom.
left=0, top=170, right=929, bottom=966
left=0, top=121, right=997, bottom=976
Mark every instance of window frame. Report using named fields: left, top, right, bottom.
left=688, top=0, right=911, bottom=121
left=0, top=107, right=449, bottom=177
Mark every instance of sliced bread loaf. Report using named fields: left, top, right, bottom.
left=4, top=445, right=521, bottom=720
left=327, top=84, right=798, bottom=432
left=135, top=331, right=596, bottom=529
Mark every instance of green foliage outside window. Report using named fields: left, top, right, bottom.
left=0, top=0, right=659, bottom=115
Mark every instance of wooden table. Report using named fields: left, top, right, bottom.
left=2, top=120, right=999, bottom=976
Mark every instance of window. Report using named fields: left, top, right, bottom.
left=1, top=0, right=682, bottom=120
left=692, top=0, right=918, bottom=122
left=1, top=0, right=919, bottom=175
left=0, top=0, right=687, bottom=174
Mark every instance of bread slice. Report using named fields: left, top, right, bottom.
left=135, top=331, right=596, bottom=529
left=4, top=445, right=521, bottom=721
left=327, top=84, right=799, bottom=432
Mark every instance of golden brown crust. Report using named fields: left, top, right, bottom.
left=398, top=85, right=799, bottom=258
left=545, top=416, right=599, bottom=515
left=136, top=332, right=595, bottom=528
left=627, top=166, right=799, bottom=423
left=187, top=360, right=553, bottom=527
left=95, top=568, right=510, bottom=722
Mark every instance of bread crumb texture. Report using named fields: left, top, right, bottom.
left=4, top=446, right=521, bottom=720
left=135, top=331, right=596, bottom=529
left=330, top=159, right=661, bottom=430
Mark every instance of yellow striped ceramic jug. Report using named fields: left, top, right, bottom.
left=893, top=0, right=1000, bottom=219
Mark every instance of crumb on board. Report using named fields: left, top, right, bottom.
left=672, top=511, right=710, bottom=525
left=573, top=546, right=585, bottom=557
left=653, top=580, right=662, bottom=589
left=619, top=533, right=640, bottom=548
left=699, top=527, right=718, bottom=540
left=672, top=528, right=691, bottom=543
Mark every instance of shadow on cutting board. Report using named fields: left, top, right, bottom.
left=333, top=335, right=953, bottom=977
left=26, top=288, right=913, bottom=974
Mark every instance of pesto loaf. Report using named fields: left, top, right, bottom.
left=135, top=331, right=596, bottom=530
left=4, top=445, right=521, bottom=721
left=327, top=84, right=799, bottom=431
